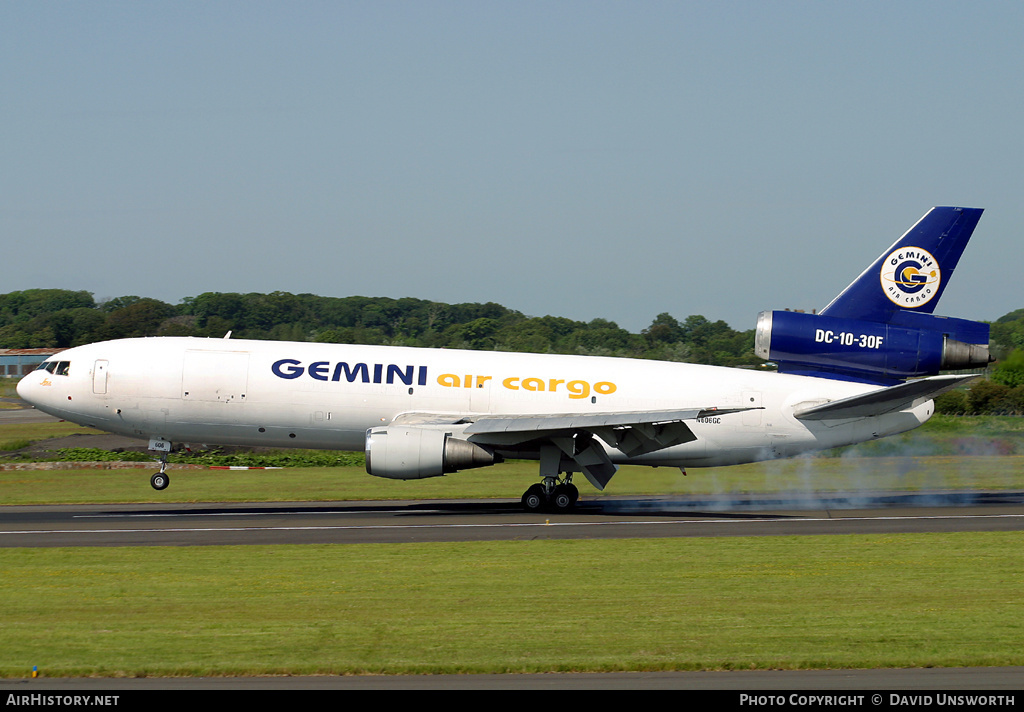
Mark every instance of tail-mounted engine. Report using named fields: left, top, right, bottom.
left=755, top=310, right=991, bottom=384
left=365, top=425, right=498, bottom=480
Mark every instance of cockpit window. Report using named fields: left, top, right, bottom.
left=35, top=361, right=70, bottom=375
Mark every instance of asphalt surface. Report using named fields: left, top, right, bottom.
left=3, top=491, right=1024, bottom=548
left=0, top=405, right=57, bottom=423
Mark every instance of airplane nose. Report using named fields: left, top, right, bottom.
left=15, top=369, right=67, bottom=417
left=15, top=370, right=52, bottom=410
left=16, top=373, right=36, bottom=404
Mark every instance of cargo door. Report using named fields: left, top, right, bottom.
left=182, top=350, right=250, bottom=403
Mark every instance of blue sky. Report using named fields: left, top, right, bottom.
left=3, top=1, right=1022, bottom=332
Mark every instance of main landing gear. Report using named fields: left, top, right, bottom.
left=521, top=475, right=579, bottom=513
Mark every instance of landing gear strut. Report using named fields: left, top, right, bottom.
left=521, top=474, right=579, bottom=512
left=150, top=445, right=171, bottom=491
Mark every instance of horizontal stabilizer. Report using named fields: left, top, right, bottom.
left=794, top=375, right=977, bottom=421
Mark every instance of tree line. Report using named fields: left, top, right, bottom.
left=0, top=288, right=760, bottom=367
left=3, top=288, right=1024, bottom=413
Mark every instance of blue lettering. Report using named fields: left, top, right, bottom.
left=332, top=362, right=370, bottom=383
left=308, top=361, right=330, bottom=381
left=387, top=364, right=414, bottom=385
left=272, top=359, right=428, bottom=386
left=271, top=359, right=304, bottom=379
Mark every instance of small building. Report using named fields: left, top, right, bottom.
left=0, top=348, right=67, bottom=377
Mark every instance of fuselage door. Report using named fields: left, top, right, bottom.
left=470, top=375, right=492, bottom=413
left=92, top=360, right=109, bottom=395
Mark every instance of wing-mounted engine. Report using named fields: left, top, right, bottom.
left=755, top=310, right=990, bottom=384
left=365, top=425, right=498, bottom=480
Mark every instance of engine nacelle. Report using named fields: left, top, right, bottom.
left=365, top=425, right=498, bottom=480
left=755, top=310, right=990, bottom=383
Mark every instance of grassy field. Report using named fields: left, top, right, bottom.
left=2, top=533, right=1022, bottom=677
left=3, top=456, right=1024, bottom=506
left=3, top=415, right=1024, bottom=505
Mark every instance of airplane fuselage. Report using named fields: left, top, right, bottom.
left=16, top=336, right=931, bottom=469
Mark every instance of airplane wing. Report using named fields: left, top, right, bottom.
left=462, top=407, right=751, bottom=454
left=392, top=406, right=758, bottom=490
left=793, top=374, right=977, bottom=421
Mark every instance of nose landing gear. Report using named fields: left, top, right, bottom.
left=149, top=439, right=172, bottom=491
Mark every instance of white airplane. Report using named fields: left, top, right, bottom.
left=17, top=207, right=991, bottom=511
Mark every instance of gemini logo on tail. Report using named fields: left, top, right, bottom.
left=879, top=246, right=941, bottom=308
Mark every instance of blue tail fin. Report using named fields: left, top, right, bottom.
left=755, top=207, right=990, bottom=384
left=820, top=206, right=984, bottom=322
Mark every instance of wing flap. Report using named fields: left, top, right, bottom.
left=465, top=406, right=756, bottom=458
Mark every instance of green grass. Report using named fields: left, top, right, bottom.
left=4, top=456, right=1024, bottom=506
left=1, top=533, right=1021, bottom=677
left=0, top=379, right=19, bottom=398
left=817, top=414, right=1024, bottom=457
left=4, top=415, right=1024, bottom=505
left=0, top=421, right=96, bottom=452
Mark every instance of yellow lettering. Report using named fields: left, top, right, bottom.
left=438, top=373, right=461, bottom=387
left=522, top=377, right=544, bottom=392
left=495, top=374, right=616, bottom=398
left=464, top=374, right=473, bottom=388
left=476, top=375, right=492, bottom=388
left=567, top=380, right=590, bottom=399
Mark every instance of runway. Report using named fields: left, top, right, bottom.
left=3, top=492, right=1024, bottom=548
